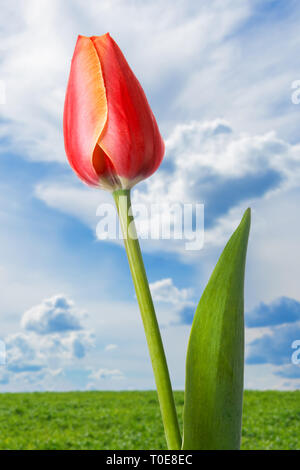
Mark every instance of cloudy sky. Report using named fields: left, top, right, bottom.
left=1, top=0, right=300, bottom=392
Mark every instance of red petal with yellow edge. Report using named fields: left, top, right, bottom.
left=91, top=34, right=164, bottom=182
left=63, top=36, right=108, bottom=186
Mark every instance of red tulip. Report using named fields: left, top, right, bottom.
left=64, top=33, right=165, bottom=191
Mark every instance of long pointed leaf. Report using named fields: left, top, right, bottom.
left=182, top=208, right=251, bottom=450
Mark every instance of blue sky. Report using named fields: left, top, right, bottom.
left=1, top=0, right=300, bottom=391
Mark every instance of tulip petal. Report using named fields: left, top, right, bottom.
left=63, top=35, right=108, bottom=186
left=92, top=144, right=122, bottom=190
left=91, top=34, right=164, bottom=184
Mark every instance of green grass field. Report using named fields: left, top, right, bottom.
left=0, top=390, right=299, bottom=450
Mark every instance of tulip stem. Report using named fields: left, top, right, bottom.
left=113, top=188, right=181, bottom=450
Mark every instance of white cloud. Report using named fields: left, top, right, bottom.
left=88, top=368, right=124, bottom=381
left=21, top=294, right=83, bottom=334
left=2, top=294, right=94, bottom=387
left=4, top=329, right=94, bottom=375
left=105, top=344, right=118, bottom=351
left=4, top=332, right=43, bottom=374
left=164, top=120, right=294, bottom=179
left=150, top=278, right=195, bottom=327
left=140, top=119, right=300, bottom=204
left=150, top=278, right=192, bottom=305
left=0, top=339, right=6, bottom=365
left=35, top=182, right=111, bottom=228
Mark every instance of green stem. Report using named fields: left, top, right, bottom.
left=113, top=188, right=181, bottom=450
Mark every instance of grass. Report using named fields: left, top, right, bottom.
left=0, top=390, right=299, bottom=450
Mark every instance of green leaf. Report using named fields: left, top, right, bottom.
left=182, top=208, right=251, bottom=450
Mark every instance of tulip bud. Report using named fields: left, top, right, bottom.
left=63, top=33, right=165, bottom=191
